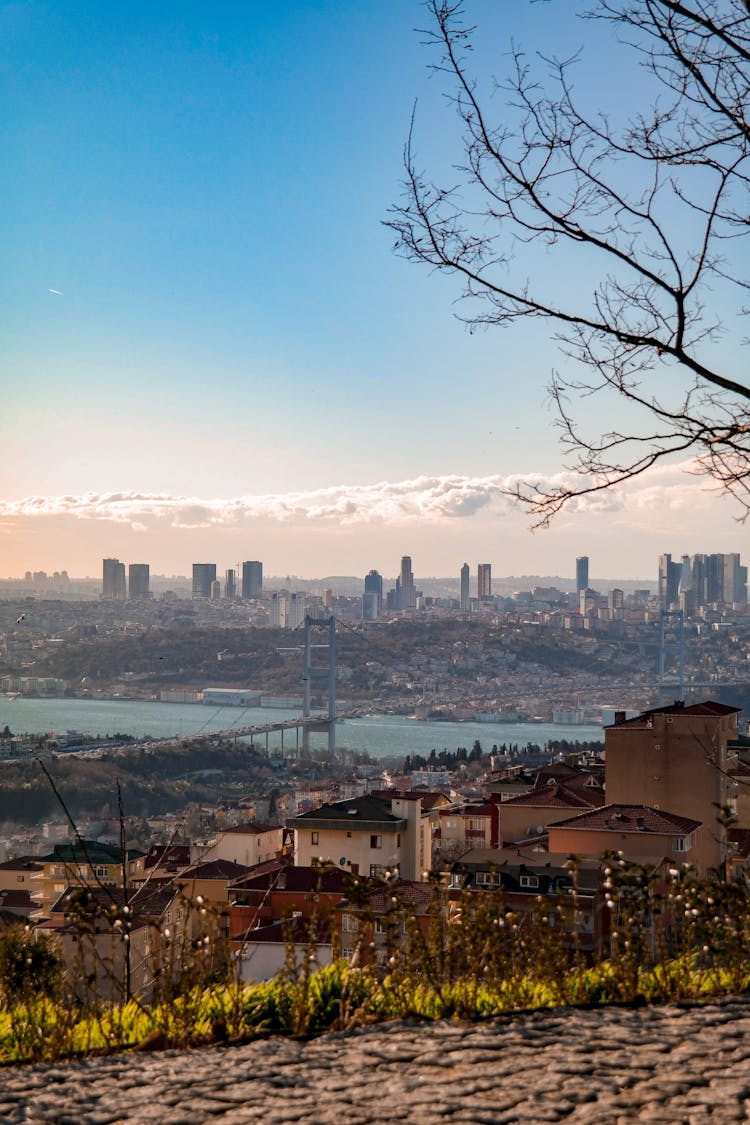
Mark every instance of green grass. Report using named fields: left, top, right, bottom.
left=4, top=857, right=750, bottom=1065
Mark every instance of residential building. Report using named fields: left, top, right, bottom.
left=287, top=793, right=431, bottom=881
left=605, top=700, right=741, bottom=875
left=270, top=592, right=287, bottom=628
left=192, top=823, right=283, bottom=869
left=547, top=804, right=701, bottom=865
left=449, top=849, right=608, bottom=955
left=30, top=840, right=145, bottom=918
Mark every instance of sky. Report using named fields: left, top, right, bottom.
left=2, top=0, right=747, bottom=582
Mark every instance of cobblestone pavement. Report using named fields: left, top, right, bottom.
left=2, top=997, right=750, bottom=1124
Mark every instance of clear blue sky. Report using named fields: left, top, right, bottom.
left=1, top=1, right=745, bottom=580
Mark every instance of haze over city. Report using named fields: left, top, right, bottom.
left=3, top=1, right=746, bottom=577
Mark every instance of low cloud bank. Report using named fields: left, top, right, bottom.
left=0, top=464, right=718, bottom=530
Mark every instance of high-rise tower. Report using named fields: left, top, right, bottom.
left=102, top=558, right=126, bottom=600
left=363, top=569, right=383, bottom=619
left=192, top=563, right=217, bottom=599
left=460, top=563, right=470, bottom=611
left=128, top=563, right=150, bottom=599
left=241, top=561, right=263, bottom=598
left=575, top=556, right=589, bottom=593
left=477, top=563, right=492, bottom=601
left=398, top=556, right=416, bottom=610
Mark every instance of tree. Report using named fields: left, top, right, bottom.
left=388, top=1, right=750, bottom=522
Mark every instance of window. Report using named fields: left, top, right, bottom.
left=16, top=875, right=24, bottom=883
left=675, top=835, right=692, bottom=852
left=370, top=864, right=387, bottom=878
left=519, top=875, right=539, bottom=889
left=476, top=871, right=500, bottom=887
left=375, top=918, right=389, bottom=934
left=370, top=835, right=383, bottom=850
left=341, top=913, right=358, bottom=933
left=311, top=831, right=319, bottom=846
left=94, top=866, right=109, bottom=878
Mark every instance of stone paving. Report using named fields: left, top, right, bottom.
left=2, top=997, right=750, bottom=1123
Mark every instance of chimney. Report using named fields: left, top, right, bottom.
left=614, top=710, right=626, bottom=725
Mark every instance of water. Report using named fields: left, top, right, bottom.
left=0, top=697, right=602, bottom=759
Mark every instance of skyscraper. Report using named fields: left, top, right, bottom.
left=658, top=553, right=682, bottom=609
left=724, top=553, right=748, bottom=605
left=102, top=558, right=126, bottom=600
left=241, top=561, right=263, bottom=598
left=224, top=569, right=237, bottom=600
left=363, top=570, right=383, bottom=619
left=477, top=563, right=492, bottom=601
left=458, top=560, right=470, bottom=612
left=398, top=556, right=416, bottom=611
left=128, top=563, right=150, bottom=599
left=575, top=556, right=589, bottom=593
left=192, top=563, right=217, bottom=599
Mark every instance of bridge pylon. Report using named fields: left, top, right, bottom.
left=302, top=615, right=337, bottom=757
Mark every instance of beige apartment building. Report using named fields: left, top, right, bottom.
left=288, top=793, right=432, bottom=880
left=605, top=701, right=740, bottom=876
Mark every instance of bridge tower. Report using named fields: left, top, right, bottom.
left=659, top=609, right=685, bottom=702
left=302, top=615, right=337, bottom=756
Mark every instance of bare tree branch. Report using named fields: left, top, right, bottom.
left=386, top=0, right=749, bottom=524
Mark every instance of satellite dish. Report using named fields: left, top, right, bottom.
left=339, top=857, right=346, bottom=866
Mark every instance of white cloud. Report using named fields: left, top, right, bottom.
left=0, top=462, right=724, bottom=531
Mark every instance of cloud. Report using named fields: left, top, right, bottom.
left=47, top=288, right=64, bottom=295
left=0, top=463, right=724, bottom=531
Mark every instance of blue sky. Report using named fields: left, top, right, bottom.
left=2, top=1, right=746, bottom=580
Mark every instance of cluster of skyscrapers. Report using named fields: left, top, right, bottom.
left=101, top=559, right=263, bottom=601
left=362, top=559, right=493, bottom=619
left=102, top=559, right=150, bottom=600
left=658, top=552, right=747, bottom=613
left=191, top=561, right=263, bottom=601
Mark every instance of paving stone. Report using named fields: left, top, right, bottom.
left=4, top=999, right=750, bottom=1122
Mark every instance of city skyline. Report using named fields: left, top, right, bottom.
left=3, top=2, right=746, bottom=577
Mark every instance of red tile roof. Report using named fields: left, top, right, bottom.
left=609, top=700, right=740, bottom=727
left=548, top=803, right=701, bottom=835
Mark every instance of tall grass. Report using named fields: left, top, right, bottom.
left=3, top=858, right=750, bottom=1065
